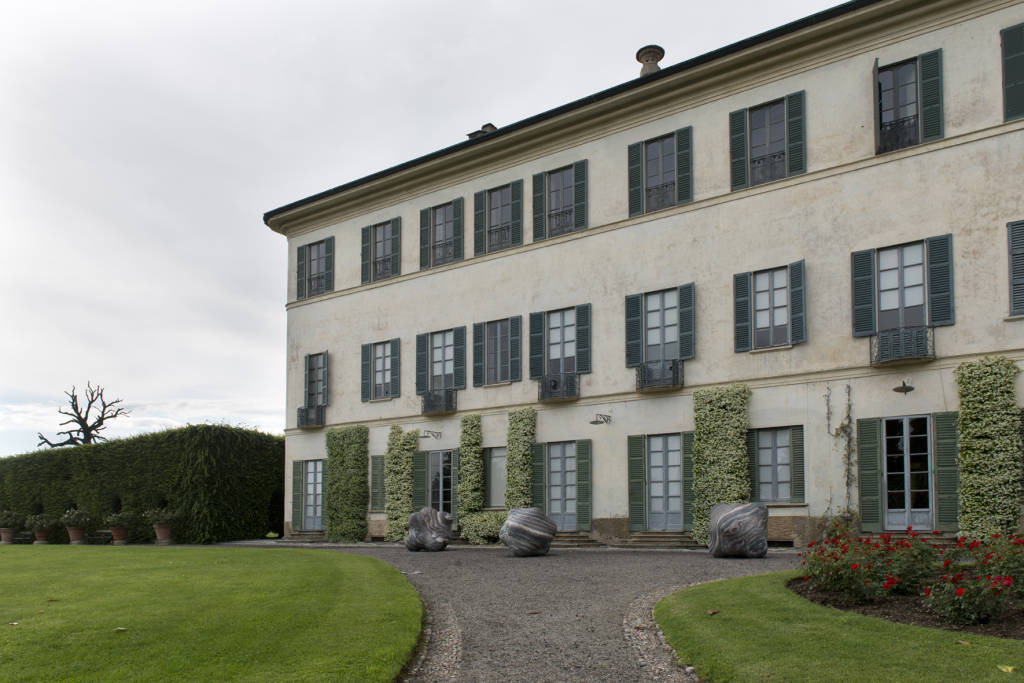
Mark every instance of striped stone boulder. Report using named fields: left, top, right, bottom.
left=499, top=507, right=557, bottom=557
left=405, top=507, right=453, bottom=552
left=708, top=502, right=769, bottom=558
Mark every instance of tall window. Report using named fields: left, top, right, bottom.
left=877, top=242, right=925, bottom=331
left=306, top=240, right=327, bottom=296
left=645, top=289, right=679, bottom=363
left=486, top=319, right=510, bottom=384
left=546, top=167, right=575, bottom=236
left=373, top=221, right=394, bottom=280
left=486, top=447, right=507, bottom=508
left=547, top=308, right=576, bottom=375
left=373, top=342, right=392, bottom=399
left=749, top=100, right=786, bottom=186
left=877, top=60, right=919, bottom=153
left=429, top=450, right=454, bottom=514
left=754, top=267, right=789, bottom=348
left=488, top=186, right=512, bottom=251
left=644, top=134, right=676, bottom=211
left=432, top=202, right=455, bottom=266
left=305, top=352, right=326, bottom=408
left=756, top=429, right=791, bottom=502
left=303, top=460, right=324, bottom=530
left=430, top=330, right=455, bottom=391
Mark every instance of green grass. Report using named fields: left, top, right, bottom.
left=0, top=546, right=421, bottom=681
left=655, top=571, right=1024, bottom=682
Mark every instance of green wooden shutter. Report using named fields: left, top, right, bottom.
left=625, top=294, right=643, bottom=367
left=453, top=198, right=464, bottom=261
left=857, top=418, right=882, bottom=533
left=483, top=448, right=493, bottom=507
left=790, top=425, right=805, bottom=504
left=360, top=344, right=371, bottom=402
left=682, top=432, right=694, bottom=531
left=296, top=244, right=307, bottom=300
left=872, top=57, right=881, bottom=154
left=785, top=91, right=806, bottom=176
left=627, top=435, right=647, bottom=532
left=729, top=109, right=748, bottom=190
left=573, top=160, right=587, bottom=230
left=678, top=283, right=695, bottom=361
left=509, top=315, right=522, bottom=383
left=926, top=233, right=954, bottom=327
left=419, top=208, right=431, bottom=269
left=510, top=180, right=523, bottom=247
left=451, top=449, right=460, bottom=526
left=473, top=191, right=486, bottom=256
left=628, top=142, right=643, bottom=217
left=412, top=452, right=428, bottom=510
left=529, top=312, right=544, bottom=379
left=1003, top=22, right=1024, bottom=121
left=415, top=333, right=427, bottom=395
left=390, top=338, right=401, bottom=397
left=747, top=430, right=759, bottom=502
left=291, top=460, right=303, bottom=531
left=370, top=455, right=385, bottom=510
left=302, top=354, right=312, bottom=408
left=1009, top=221, right=1024, bottom=316
left=675, top=127, right=692, bottom=204
left=851, top=249, right=876, bottom=337
left=532, top=172, right=546, bottom=242
left=575, top=304, right=591, bottom=374
left=323, top=236, right=334, bottom=292
left=734, top=272, right=752, bottom=352
left=320, top=351, right=329, bottom=406
left=789, top=260, right=807, bottom=344
left=472, top=322, right=485, bottom=387
left=360, top=226, right=371, bottom=284
left=453, top=326, right=466, bottom=390
left=933, top=411, right=959, bottom=533
left=388, top=217, right=401, bottom=277
left=919, top=50, right=944, bottom=142
left=531, top=443, right=546, bottom=511
left=576, top=439, right=592, bottom=531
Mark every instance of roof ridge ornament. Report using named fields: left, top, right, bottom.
left=636, top=45, right=665, bottom=76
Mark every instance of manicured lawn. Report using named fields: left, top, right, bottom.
left=655, top=571, right=1024, bottom=682
left=0, top=546, right=421, bottom=681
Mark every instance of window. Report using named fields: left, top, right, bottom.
left=415, top=327, right=466, bottom=404
left=1004, top=22, right=1024, bottom=122
left=429, top=450, right=455, bottom=515
left=625, top=284, right=696, bottom=369
left=361, top=339, right=400, bottom=402
left=534, top=162, right=587, bottom=241
left=485, top=447, right=507, bottom=508
left=729, top=92, right=804, bottom=191
left=733, top=262, right=805, bottom=352
left=877, top=243, right=925, bottom=331
left=627, top=432, right=693, bottom=532
left=530, top=439, right=592, bottom=531
left=627, top=128, right=692, bottom=217
left=291, top=459, right=324, bottom=531
left=419, top=199, right=463, bottom=269
left=1008, top=220, right=1024, bottom=316
left=529, top=305, right=591, bottom=400
left=473, top=181, right=522, bottom=255
left=874, top=51, right=943, bottom=154
left=748, top=426, right=804, bottom=504
left=296, top=237, right=334, bottom=300
left=431, top=330, right=455, bottom=391
left=305, top=352, right=327, bottom=408
left=360, top=217, right=401, bottom=284
left=370, top=455, right=385, bottom=511
left=486, top=320, right=510, bottom=384
left=645, top=289, right=679, bottom=362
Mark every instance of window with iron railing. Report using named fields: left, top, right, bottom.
left=877, top=60, right=920, bottom=153
left=306, top=240, right=327, bottom=296
left=749, top=100, right=785, bottom=186
left=547, top=167, right=575, bottom=236
left=488, top=186, right=512, bottom=252
left=372, top=221, right=394, bottom=280
left=432, top=202, right=455, bottom=266
left=644, top=135, right=676, bottom=211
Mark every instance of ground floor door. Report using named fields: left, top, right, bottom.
left=303, top=460, right=323, bottom=531
left=548, top=442, right=577, bottom=530
left=429, top=450, right=454, bottom=515
left=883, top=416, right=932, bottom=530
left=647, top=434, right=682, bottom=531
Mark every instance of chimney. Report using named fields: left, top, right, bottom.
left=467, top=123, right=498, bottom=140
left=636, top=45, right=665, bottom=76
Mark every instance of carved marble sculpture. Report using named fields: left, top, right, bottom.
left=405, top=507, right=453, bottom=552
left=708, top=502, right=769, bottom=558
left=499, top=507, right=557, bottom=557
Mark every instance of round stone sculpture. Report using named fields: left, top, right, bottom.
left=405, top=507, right=453, bottom=552
left=499, top=507, right=557, bottom=557
left=708, top=502, right=769, bottom=558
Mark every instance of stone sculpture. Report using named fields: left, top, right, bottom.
left=499, top=507, right=557, bottom=557
left=708, top=502, right=769, bottom=558
left=405, top=507, right=453, bottom=552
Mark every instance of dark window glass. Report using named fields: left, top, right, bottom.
left=372, top=222, right=393, bottom=280
left=547, top=167, right=575, bottom=236
left=644, top=289, right=678, bottom=362
left=373, top=342, right=391, bottom=399
left=430, top=330, right=454, bottom=391
left=431, top=202, right=455, bottom=265
left=487, top=186, right=512, bottom=252
left=878, top=60, right=920, bottom=153
left=749, top=101, right=786, bottom=185
left=753, top=267, right=789, bottom=348
left=877, top=242, right=925, bottom=331
left=546, top=308, right=576, bottom=375
left=485, top=319, right=510, bottom=384
left=429, top=450, right=454, bottom=514
left=306, top=241, right=327, bottom=296
left=306, top=352, right=326, bottom=407
left=644, top=135, right=675, bottom=211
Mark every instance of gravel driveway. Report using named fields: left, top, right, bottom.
left=334, top=545, right=798, bottom=682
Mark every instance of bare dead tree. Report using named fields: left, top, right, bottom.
left=37, top=382, right=130, bottom=448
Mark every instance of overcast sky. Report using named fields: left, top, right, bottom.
left=0, top=0, right=844, bottom=456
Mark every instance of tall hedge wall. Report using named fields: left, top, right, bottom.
left=506, top=407, right=536, bottom=509
left=325, top=425, right=369, bottom=542
left=457, top=415, right=484, bottom=514
left=0, top=425, right=284, bottom=544
left=692, top=384, right=752, bottom=545
left=384, top=425, right=418, bottom=542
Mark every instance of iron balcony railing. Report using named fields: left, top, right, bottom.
left=306, top=273, right=326, bottom=297
left=432, top=241, right=455, bottom=265
left=538, top=372, right=579, bottom=401
left=750, top=151, right=786, bottom=186
left=644, top=181, right=675, bottom=211
left=878, top=114, right=919, bottom=154
left=297, top=405, right=325, bottom=428
left=636, top=359, right=683, bottom=391
left=870, top=326, right=935, bottom=365
left=373, top=257, right=392, bottom=280
left=488, top=225, right=511, bottom=251
left=422, top=388, right=457, bottom=415
left=547, top=207, right=575, bottom=236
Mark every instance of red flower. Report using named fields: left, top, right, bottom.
left=924, top=587, right=931, bottom=596
left=955, top=587, right=964, bottom=597
left=851, top=563, right=859, bottom=570
left=943, top=559, right=950, bottom=567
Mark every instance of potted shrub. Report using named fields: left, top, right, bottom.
left=104, top=510, right=138, bottom=546
left=0, top=510, right=23, bottom=544
left=144, top=507, right=176, bottom=545
left=25, top=514, right=57, bottom=544
left=61, top=508, right=91, bottom=545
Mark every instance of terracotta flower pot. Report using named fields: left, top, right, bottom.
left=32, top=529, right=50, bottom=545
left=153, top=523, right=173, bottom=545
left=66, top=526, right=86, bottom=545
left=0, top=528, right=14, bottom=544
left=110, top=526, right=129, bottom=546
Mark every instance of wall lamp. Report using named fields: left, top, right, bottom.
left=589, top=414, right=612, bottom=425
left=892, top=380, right=915, bottom=395
left=419, top=430, right=442, bottom=439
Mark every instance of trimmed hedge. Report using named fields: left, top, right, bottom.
left=0, top=425, right=283, bottom=544
left=384, top=425, right=417, bottom=542
left=325, top=425, right=369, bottom=542
left=460, top=509, right=506, bottom=544
left=955, top=356, right=1023, bottom=537
left=506, top=407, right=536, bottom=509
left=457, top=415, right=484, bottom=515
left=692, top=384, right=751, bottom=545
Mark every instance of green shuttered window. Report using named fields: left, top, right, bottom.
left=857, top=418, right=883, bottom=532
left=361, top=338, right=400, bottom=402
left=682, top=432, right=694, bottom=531
left=746, top=426, right=804, bottom=503
left=730, top=92, right=806, bottom=191
left=933, top=412, right=959, bottom=532
left=628, top=127, right=693, bottom=217
left=415, top=328, right=466, bottom=395
left=474, top=180, right=523, bottom=255
left=296, top=236, right=334, bottom=301
left=734, top=261, right=806, bottom=352
left=576, top=439, right=592, bottom=532
left=412, top=451, right=428, bottom=510
left=420, top=198, right=464, bottom=270
left=530, top=443, right=545, bottom=511
left=361, top=218, right=401, bottom=284
left=291, top=460, right=303, bottom=531
left=1004, top=22, right=1024, bottom=121
left=473, top=316, right=522, bottom=387
left=625, top=283, right=696, bottom=366
left=529, top=304, right=592, bottom=379
left=533, top=161, right=588, bottom=241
